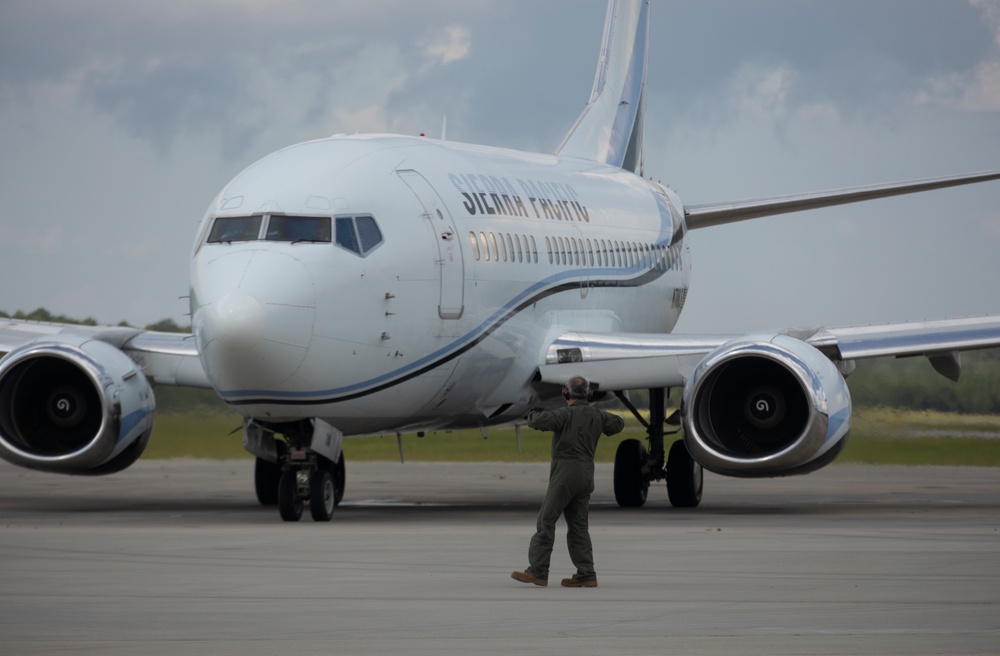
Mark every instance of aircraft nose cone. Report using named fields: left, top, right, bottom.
left=192, top=250, right=316, bottom=392
left=210, top=291, right=266, bottom=350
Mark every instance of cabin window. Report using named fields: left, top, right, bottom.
left=470, top=232, right=480, bottom=261
left=488, top=232, right=499, bottom=261
left=479, top=232, right=490, bottom=261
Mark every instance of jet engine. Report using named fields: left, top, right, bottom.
left=682, top=334, right=851, bottom=477
left=0, top=336, right=155, bottom=475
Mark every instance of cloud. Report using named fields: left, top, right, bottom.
left=972, top=0, right=1000, bottom=39
left=422, top=26, right=471, bottom=66
left=332, top=105, right=389, bottom=135
left=977, top=208, right=1000, bottom=246
left=23, top=226, right=63, bottom=255
left=916, top=0, right=1000, bottom=111
left=0, top=3, right=484, bottom=162
left=728, top=64, right=796, bottom=121
left=726, top=63, right=840, bottom=127
left=83, top=57, right=245, bottom=156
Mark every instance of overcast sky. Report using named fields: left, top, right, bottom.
left=1, top=0, right=998, bottom=334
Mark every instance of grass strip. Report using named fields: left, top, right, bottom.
left=142, top=409, right=999, bottom=466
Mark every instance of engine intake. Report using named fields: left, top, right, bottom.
left=682, top=334, right=851, bottom=477
left=0, top=336, right=155, bottom=475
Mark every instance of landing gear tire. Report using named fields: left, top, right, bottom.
left=666, top=439, right=703, bottom=508
left=333, top=454, right=345, bottom=506
left=309, top=469, right=336, bottom=522
left=278, top=470, right=303, bottom=522
left=319, top=454, right=346, bottom=507
left=614, top=438, right=649, bottom=508
left=254, top=457, right=281, bottom=506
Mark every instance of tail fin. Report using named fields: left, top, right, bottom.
left=556, top=0, right=649, bottom=174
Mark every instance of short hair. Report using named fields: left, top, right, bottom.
left=567, top=376, right=590, bottom=399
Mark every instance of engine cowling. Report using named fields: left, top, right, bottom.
left=0, top=336, right=155, bottom=475
left=682, top=334, right=851, bottom=478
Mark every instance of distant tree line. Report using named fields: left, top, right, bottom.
left=1, top=307, right=190, bottom=333
left=846, top=349, right=1000, bottom=414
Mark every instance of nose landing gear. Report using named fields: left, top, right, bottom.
left=276, top=451, right=344, bottom=522
left=245, top=418, right=346, bottom=522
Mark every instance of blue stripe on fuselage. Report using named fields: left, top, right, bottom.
left=222, top=262, right=677, bottom=405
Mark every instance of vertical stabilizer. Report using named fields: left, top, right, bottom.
left=556, top=0, right=649, bottom=174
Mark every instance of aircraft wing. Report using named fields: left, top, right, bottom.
left=0, top=319, right=209, bottom=388
left=538, top=316, right=1000, bottom=390
left=685, top=170, right=1000, bottom=230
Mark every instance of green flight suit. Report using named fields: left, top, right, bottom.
left=524, top=400, right=625, bottom=580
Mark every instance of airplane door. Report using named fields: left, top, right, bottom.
left=397, top=170, right=465, bottom=319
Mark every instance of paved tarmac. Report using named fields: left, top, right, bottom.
left=1, top=459, right=999, bottom=655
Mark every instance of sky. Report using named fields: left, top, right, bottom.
left=1, top=0, right=998, bottom=335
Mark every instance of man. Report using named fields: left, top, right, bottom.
left=511, top=376, right=625, bottom=588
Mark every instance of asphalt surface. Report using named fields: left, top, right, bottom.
left=1, top=459, right=999, bottom=655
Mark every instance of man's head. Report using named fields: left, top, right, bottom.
left=564, top=376, right=591, bottom=401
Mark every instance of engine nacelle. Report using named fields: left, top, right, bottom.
left=682, top=334, right=851, bottom=478
left=0, top=336, right=155, bottom=475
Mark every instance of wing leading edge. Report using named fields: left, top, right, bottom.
left=539, top=316, right=1000, bottom=390
left=685, top=169, right=1000, bottom=230
left=0, top=319, right=209, bottom=388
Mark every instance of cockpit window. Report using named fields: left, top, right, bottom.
left=205, top=213, right=381, bottom=256
left=207, top=216, right=262, bottom=243
left=335, top=215, right=383, bottom=256
left=356, top=216, right=383, bottom=252
left=265, top=216, right=331, bottom=242
left=335, top=218, right=360, bottom=253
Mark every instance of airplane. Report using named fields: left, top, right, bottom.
left=1, top=0, right=999, bottom=522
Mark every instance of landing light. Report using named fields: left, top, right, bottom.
left=557, top=348, right=583, bottom=364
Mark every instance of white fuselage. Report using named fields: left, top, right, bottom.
left=189, top=134, right=690, bottom=434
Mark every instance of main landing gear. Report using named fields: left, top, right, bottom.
left=245, top=418, right=346, bottom=522
left=613, top=388, right=703, bottom=508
